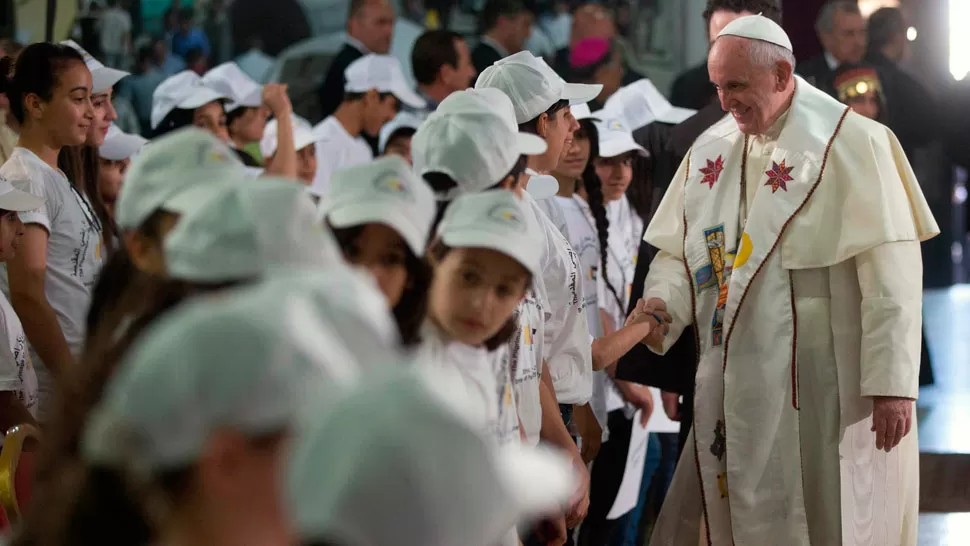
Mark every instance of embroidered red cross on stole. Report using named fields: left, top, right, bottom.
left=699, top=156, right=725, bottom=189
left=764, top=160, right=795, bottom=193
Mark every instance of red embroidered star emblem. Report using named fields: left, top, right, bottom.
left=698, top=156, right=724, bottom=189
left=764, top=160, right=795, bottom=193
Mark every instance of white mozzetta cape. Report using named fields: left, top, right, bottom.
left=643, top=78, right=938, bottom=546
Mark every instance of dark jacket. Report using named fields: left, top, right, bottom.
left=866, top=51, right=938, bottom=157
left=798, top=54, right=837, bottom=98
left=670, top=63, right=717, bottom=111
left=471, top=40, right=504, bottom=75
left=616, top=102, right=726, bottom=450
left=317, top=43, right=365, bottom=121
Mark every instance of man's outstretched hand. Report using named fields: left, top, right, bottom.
left=628, top=298, right=671, bottom=349
left=871, top=396, right=913, bottom=452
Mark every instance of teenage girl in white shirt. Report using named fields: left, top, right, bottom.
left=0, top=44, right=96, bottom=415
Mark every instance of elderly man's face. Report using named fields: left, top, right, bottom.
left=821, top=9, right=866, bottom=64
left=709, top=36, right=791, bottom=135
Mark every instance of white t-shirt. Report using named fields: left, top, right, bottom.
left=0, top=148, right=104, bottom=414
left=415, top=323, right=519, bottom=446
left=0, top=293, right=38, bottom=419
left=522, top=191, right=592, bottom=405
left=310, top=116, right=373, bottom=197
left=601, top=195, right=644, bottom=328
left=508, top=289, right=543, bottom=446
left=98, top=7, right=132, bottom=56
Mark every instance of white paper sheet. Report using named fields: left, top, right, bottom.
left=606, top=409, right=650, bottom=520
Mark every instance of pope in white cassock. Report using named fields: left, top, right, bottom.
left=637, top=15, right=938, bottom=546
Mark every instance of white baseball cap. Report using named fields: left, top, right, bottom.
left=164, top=178, right=345, bottom=284
left=260, top=115, right=319, bottom=158
left=202, top=62, right=264, bottom=112
left=287, top=369, right=577, bottom=546
left=594, top=115, right=649, bottom=159
left=475, top=51, right=602, bottom=124
left=80, top=270, right=393, bottom=474
left=115, top=127, right=245, bottom=230
left=717, top=13, right=793, bottom=52
left=319, top=156, right=436, bottom=256
left=603, top=79, right=696, bottom=130
left=344, top=54, right=426, bottom=109
left=412, top=89, right=547, bottom=199
left=151, top=70, right=229, bottom=129
left=0, top=174, right=44, bottom=212
left=436, top=190, right=543, bottom=277
left=61, top=39, right=129, bottom=94
left=99, top=124, right=147, bottom=161
left=378, top=111, right=422, bottom=155
left=571, top=103, right=600, bottom=122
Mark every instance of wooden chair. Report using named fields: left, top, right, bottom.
left=0, top=424, right=41, bottom=527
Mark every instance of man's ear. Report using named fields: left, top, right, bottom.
left=775, top=61, right=794, bottom=91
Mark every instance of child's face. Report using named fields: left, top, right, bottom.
left=98, top=157, right=129, bottom=209
left=296, top=144, right=318, bottom=185
left=0, top=210, right=25, bottom=261
left=428, top=247, right=528, bottom=347
left=383, top=135, right=413, bottom=166
left=594, top=151, right=634, bottom=203
left=343, top=223, right=411, bottom=308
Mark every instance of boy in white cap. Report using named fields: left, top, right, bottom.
left=377, top=111, right=422, bottom=165
left=287, top=369, right=578, bottom=546
left=310, top=54, right=426, bottom=197
left=260, top=115, right=321, bottom=186
left=0, top=175, right=45, bottom=430
left=66, top=273, right=377, bottom=546
left=319, top=156, right=436, bottom=347
left=97, top=124, right=146, bottom=219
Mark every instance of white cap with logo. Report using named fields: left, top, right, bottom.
left=319, top=156, right=436, bottom=256
left=61, top=40, right=129, bottom=94
left=115, top=127, right=245, bottom=230
left=164, top=178, right=345, bottom=284
left=603, top=79, right=696, bottom=130
left=151, top=70, right=229, bottom=129
left=412, top=89, right=547, bottom=199
left=571, top=103, right=600, bottom=122
left=436, top=190, right=543, bottom=277
left=287, top=369, right=577, bottom=546
left=260, top=115, right=320, bottom=158
left=475, top=51, right=602, bottom=124
left=593, top=115, right=649, bottom=159
left=99, top=124, right=147, bottom=161
left=202, top=62, right=264, bottom=112
left=344, top=54, right=426, bottom=109
left=81, top=268, right=400, bottom=474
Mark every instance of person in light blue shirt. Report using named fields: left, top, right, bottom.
left=171, top=8, right=211, bottom=59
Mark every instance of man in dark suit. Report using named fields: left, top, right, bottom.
left=317, top=0, right=394, bottom=121
left=798, top=0, right=866, bottom=97
left=471, top=0, right=534, bottom=75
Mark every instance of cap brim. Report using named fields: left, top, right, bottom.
left=179, top=88, right=229, bottom=110
left=563, top=82, right=603, bottom=105
left=657, top=106, right=698, bottom=125
left=92, top=66, right=129, bottom=94
left=390, top=85, right=427, bottom=109
left=525, top=174, right=559, bottom=200
left=327, top=204, right=426, bottom=256
left=494, top=444, right=576, bottom=519
left=441, top=230, right=539, bottom=278
left=161, top=182, right=230, bottom=217
left=0, top=189, right=45, bottom=212
left=516, top=133, right=548, bottom=156
left=600, top=140, right=650, bottom=158
left=100, top=133, right=147, bottom=161
left=227, top=87, right=264, bottom=112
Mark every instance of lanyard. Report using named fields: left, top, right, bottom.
left=68, top=182, right=102, bottom=234
left=571, top=195, right=629, bottom=291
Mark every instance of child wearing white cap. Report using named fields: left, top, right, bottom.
left=318, top=156, right=436, bottom=347
left=377, top=111, right=422, bottom=165
left=62, top=40, right=129, bottom=149
left=97, top=124, right=146, bottom=219
left=310, top=54, right=426, bottom=197
left=260, top=115, right=320, bottom=186
left=150, top=70, right=230, bottom=140
left=287, top=369, right=577, bottom=546
left=40, top=277, right=362, bottom=546
left=0, top=175, right=45, bottom=431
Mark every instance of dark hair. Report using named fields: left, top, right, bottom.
left=152, top=107, right=196, bottom=138
left=518, top=99, right=570, bottom=135
left=329, top=224, right=432, bottom=347
left=178, top=7, right=194, bottom=23
left=703, top=0, right=783, bottom=33
left=479, top=0, right=529, bottom=34
left=427, top=240, right=527, bottom=352
left=383, top=127, right=416, bottom=151
left=58, top=145, right=118, bottom=258
left=0, top=42, right=86, bottom=125
left=577, top=120, right=623, bottom=311
left=343, top=91, right=396, bottom=104
left=226, top=105, right=256, bottom=132
left=423, top=154, right=528, bottom=230
left=184, top=47, right=206, bottom=66
left=412, top=30, right=464, bottom=86
left=867, top=7, right=906, bottom=54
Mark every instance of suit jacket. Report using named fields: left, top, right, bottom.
left=670, top=63, right=717, bottom=110
left=798, top=54, right=837, bottom=98
left=317, top=43, right=364, bottom=121
left=866, top=52, right=938, bottom=157
left=472, top=41, right=504, bottom=75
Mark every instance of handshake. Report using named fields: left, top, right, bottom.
left=625, top=297, right=672, bottom=350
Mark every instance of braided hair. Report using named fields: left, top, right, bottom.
left=578, top=119, right=623, bottom=311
